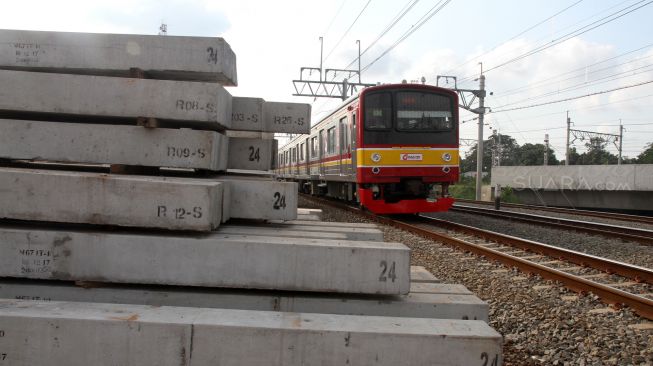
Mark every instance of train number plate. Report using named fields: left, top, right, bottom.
left=400, top=153, right=423, bottom=161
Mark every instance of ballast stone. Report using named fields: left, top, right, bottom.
left=0, top=279, right=489, bottom=322
left=0, top=119, right=228, bottom=171
left=0, top=226, right=410, bottom=294
left=0, top=29, right=237, bottom=84
left=0, top=70, right=232, bottom=130
left=0, top=300, right=503, bottom=366
left=0, top=168, right=223, bottom=231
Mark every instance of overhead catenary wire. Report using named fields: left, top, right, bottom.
left=439, top=0, right=586, bottom=77
left=491, top=79, right=653, bottom=113
left=361, top=0, right=452, bottom=73
left=323, top=0, right=373, bottom=63
left=457, top=0, right=653, bottom=84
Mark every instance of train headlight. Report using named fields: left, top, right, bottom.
left=442, top=153, right=452, bottom=162
left=371, top=153, right=382, bottom=162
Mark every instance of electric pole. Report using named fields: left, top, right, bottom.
left=618, top=120, right=623, bottom=165
left=475, top=73, right=486, bottom=200
left=565, top=111, right=571, bottom=165
left=544, top=134, right=549, bottom=166
left=437, top=65, right=488, bottom=201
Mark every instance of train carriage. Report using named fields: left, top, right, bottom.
left=276, top=83, right=459, bottom=214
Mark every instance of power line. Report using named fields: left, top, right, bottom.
left=458, top=0, right=653, bottom=83
left=440, top=0, right=585, bottom=77
left=361, top=0, right=451, bottom=72
left=324, top=0, right=372, bottom=62
left=323, top=0, right=348, bottom=37
left=492, top=62, right=653, bottom=109
left=491, top=79, right=653, bottom=113
left=495, top=44, right=653, bottom=98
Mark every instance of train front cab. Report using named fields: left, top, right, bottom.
left=356, top=84, right=459, bottom=214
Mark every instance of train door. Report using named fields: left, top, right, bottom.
left=339, top=116, right=348, bottom=176
left=318, top=129, right=325, bottom=176
left=351, top=111, right=357, bottom=174
left=304, top=137, right=309, bottom=175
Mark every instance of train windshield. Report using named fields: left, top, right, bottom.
left=396, top=92, right=452, bottom=131
left=363, top=89, right=456, bottom=145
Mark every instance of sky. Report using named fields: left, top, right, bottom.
left=2, top=0, right=652, bottom=160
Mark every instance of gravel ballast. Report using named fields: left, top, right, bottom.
left=299, top=197, right=653, bottom=366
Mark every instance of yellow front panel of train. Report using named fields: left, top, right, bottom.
left=357, top=148, right=459, bottom=167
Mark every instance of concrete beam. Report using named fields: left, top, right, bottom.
left=0, top=300, right=502, bottom=365
left=410, top=266, right=440, bottom=283
left=410, top=283, right=474, bottom=295
left=227, top=137, right=275, bottom=171
left=0, top=70, right=232, bottom=130
left=0, top=279, right=489, bottom=322
left=215, top=176, right=298, bottom=221
left=231, top=97, right=311, bottom=133
left=217, top=226, right=349, bottom=240
left=0, top=167, right=223, bottom=230
left=228, top=223, right=383, bottom=241
left=0, top=226, right=410, bottom=294
left=0, top=29, right=237, bottom=84
left=0, top=119, right=227, bottom=171
left=273, top=220, right=379, bottom=229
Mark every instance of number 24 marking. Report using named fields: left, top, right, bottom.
left=379, top=261, right=396, bottom=282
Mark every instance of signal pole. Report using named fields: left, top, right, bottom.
left=565, top=111, right=571, bottom=165
left=618, top=120, right=623, bottom=165
left=544, top=134, right=549, bottom=166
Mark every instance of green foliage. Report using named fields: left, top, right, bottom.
left=638, top=142, right=653, bottom=163
left=499, top=186, right=520, bottom=203
left=449, top=176, right=477, bottom=200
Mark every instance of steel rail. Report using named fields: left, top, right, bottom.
left=455, top=198, right=653, bottom=225
left=300, top=194, right=653, bottom=319
left=450, top=205, right=653, bottom=246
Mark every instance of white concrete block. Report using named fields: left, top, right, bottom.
left=227, top=137, right=275, bottom=171
left=0, top=226, right=410, bottom=294
left=0, top=279, right=489, bottom=321
left=274, top=220, right=379, bottom=228
left=0, top=119, right=228, bottom=170
left=0, top=168, right=223, bottom=230
left=0, top=29, right=237, bottom=84
left=410, top=266, right=440, bottom=283
left=231, top=97, right=311, bottom=133
left=263, top=101, right=311, bottom=134
left=296, top=214, right=321, bottom=221
left=0, top=70, right=232, bottom=130
left=215, top=176, right=298, bottom=220
left=0, top=300, right=503, bottom=366
left=244, top=223, right=383, bottom=241
left=217, top=226, right=349, bottom=240
left=410, top=283, right=473, bottom=295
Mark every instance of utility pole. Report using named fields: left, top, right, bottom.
left=476, top=72, right=486, bottom=200
left=618, top=120, right=623, bottom=165
left=319, top=37, right=324, bottom=81
left=356, top=40, right=361, bottom=83
left=565, top=111, right=571, bottom=165
left=544, top=134, right=549, bottom=166
left=437, top=64, right=488, bottom=201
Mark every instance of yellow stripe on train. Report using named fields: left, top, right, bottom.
left=356, top=148, right=459, bottom=166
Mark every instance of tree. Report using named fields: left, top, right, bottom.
left=576, top=137, right=618, bottom=165
left=637, top=142, right=653, bottom=163
left=459, top=134, right=519, bottom=174
left=516, top=143, right=558, bottom=165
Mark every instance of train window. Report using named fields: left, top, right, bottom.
left=310, top=136, right=318, bottom=158
left=300, top=143, right=305, bottom=161
left=319, top=130, right=325, bottom=156
left=327, top=127, right=336, bottom=154
left=396, top=92, right=453, bottom=131
left=364, top=92, right=392, bottom=130
left=339, top=116, right=348, bottom=153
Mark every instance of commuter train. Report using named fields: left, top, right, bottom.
left=275, top=83, right=459, bottom=214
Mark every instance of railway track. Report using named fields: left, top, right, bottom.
left=449, top=204, right=653, bottom=246
left=301, top=194, right=653, bottom=320
left=455, top=198, right=653, bottom=225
